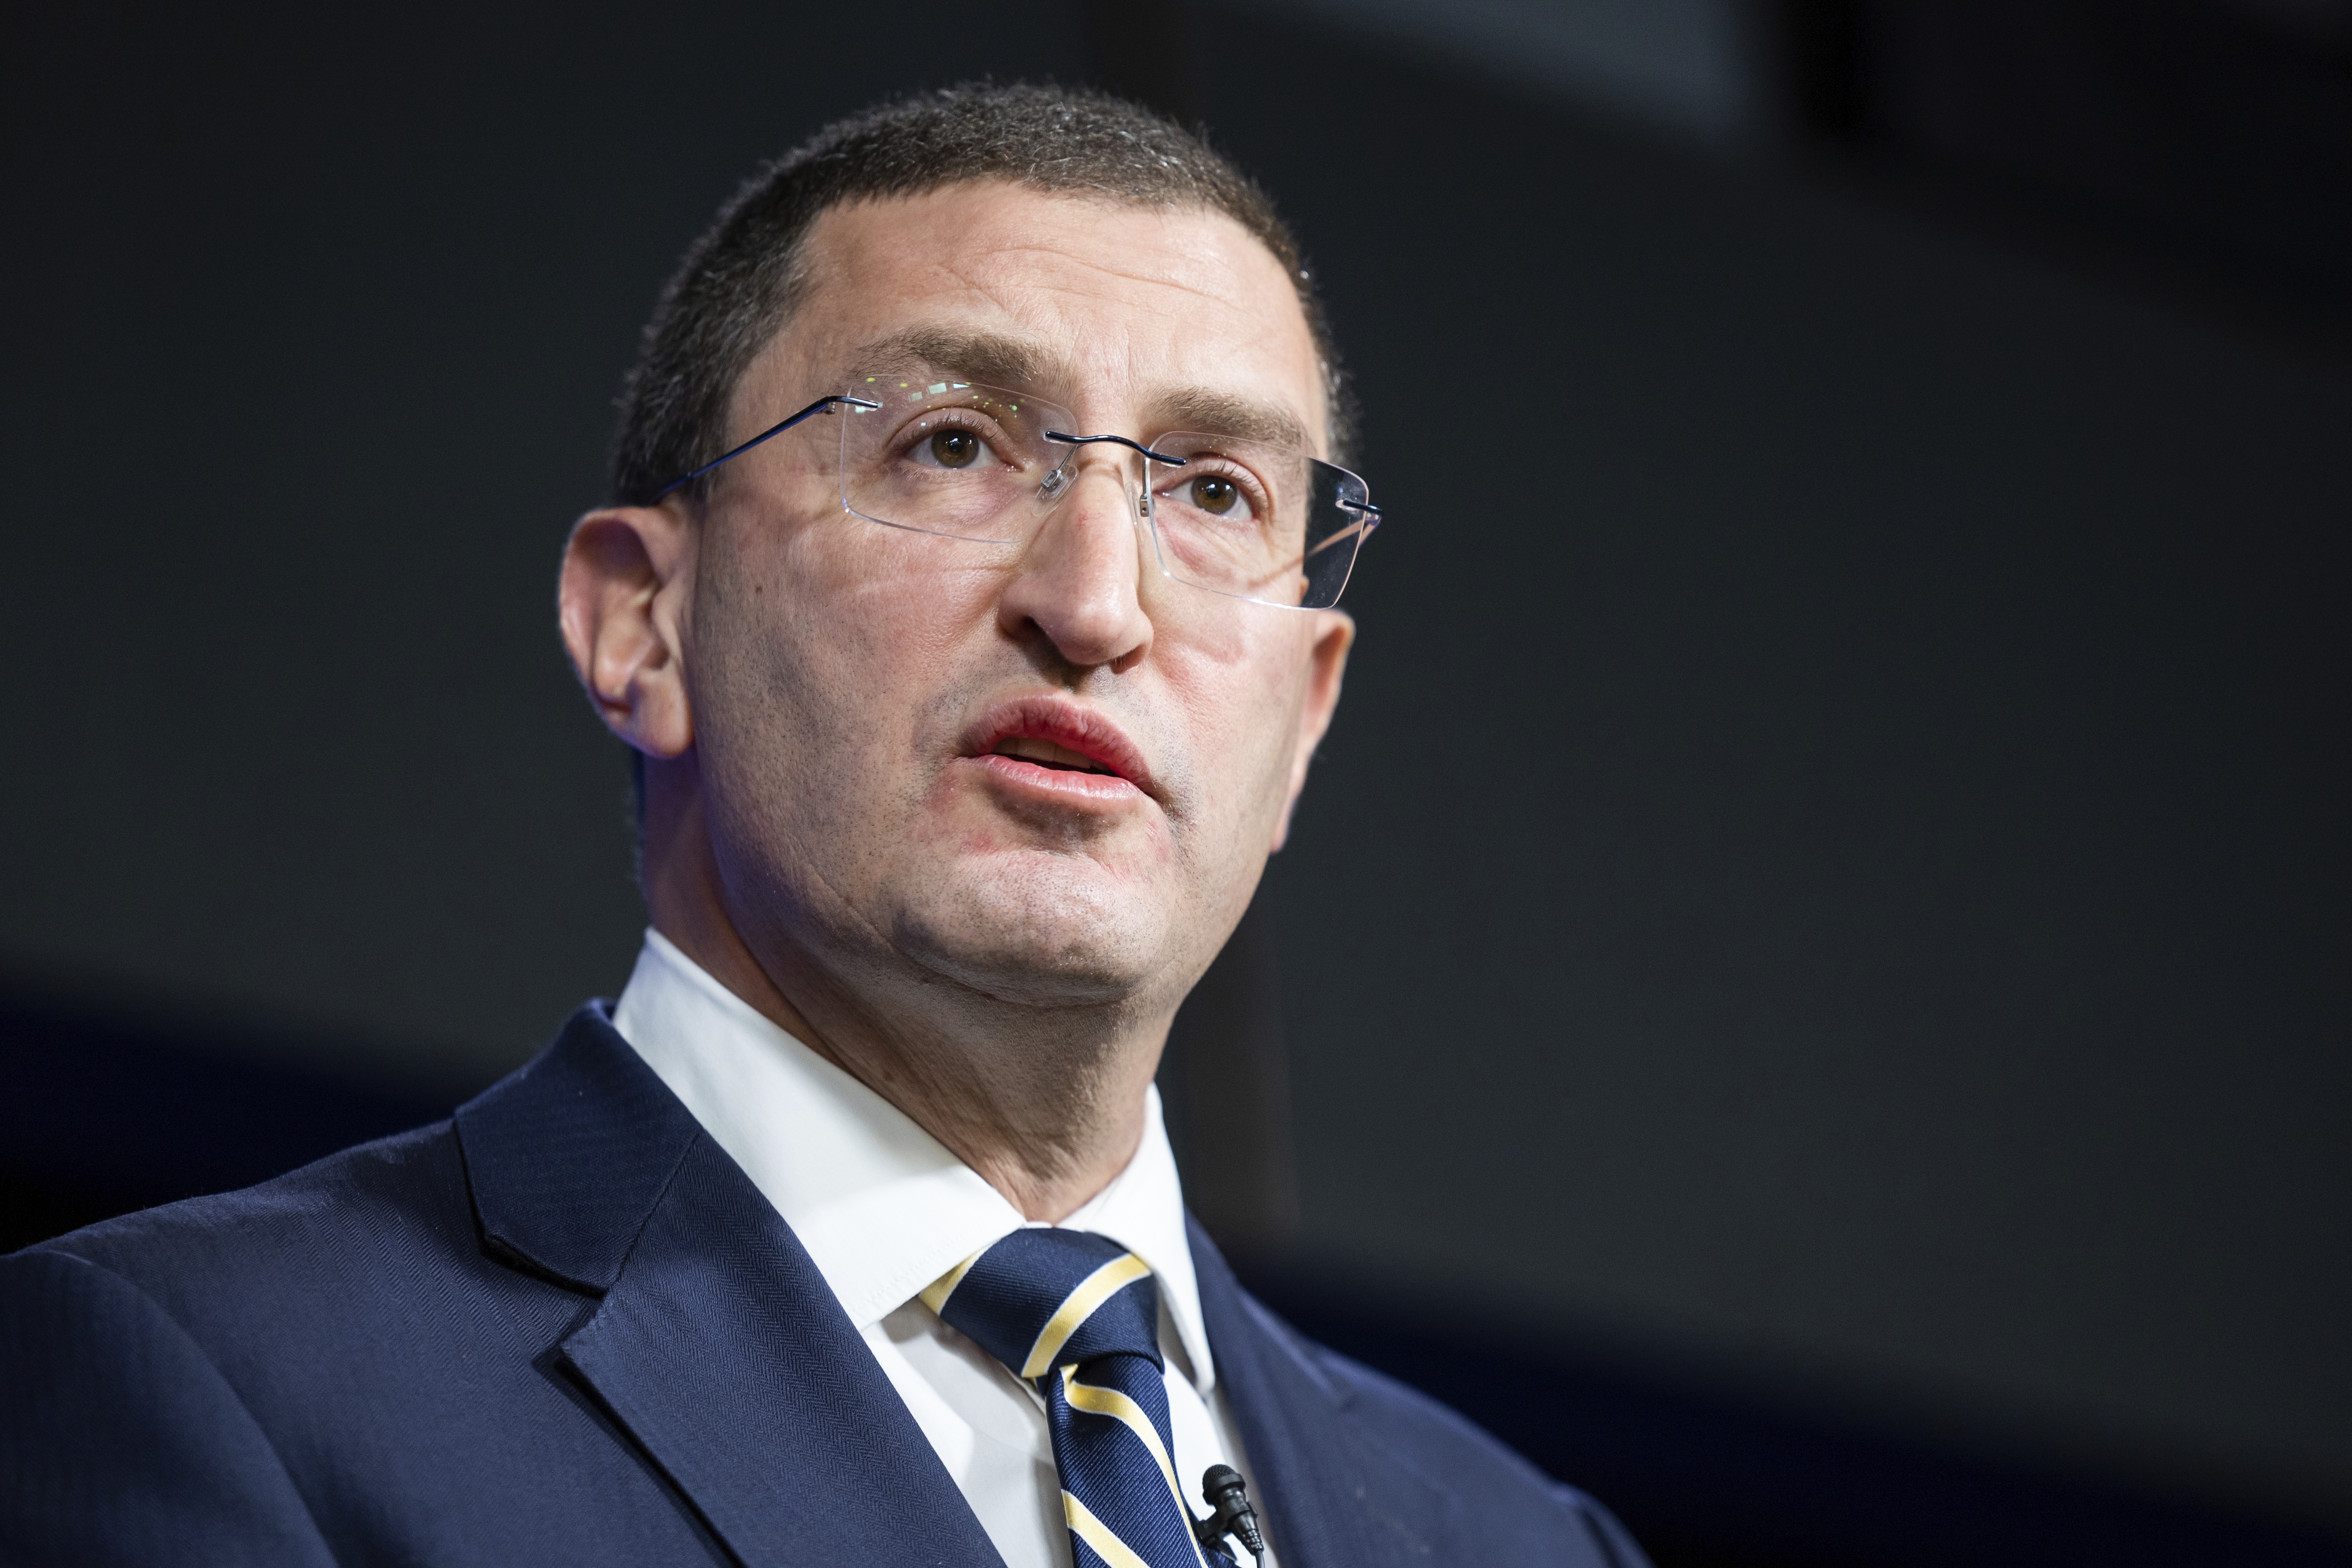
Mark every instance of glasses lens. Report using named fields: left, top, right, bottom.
left=839, top=377, right=1076, bottom=542
left=1145, top=434, right=1374, bottom=610
left=832, top=377, right=1377, bottom=610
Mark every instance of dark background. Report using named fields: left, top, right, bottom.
left=5, top=3, right=2347, bottom=1564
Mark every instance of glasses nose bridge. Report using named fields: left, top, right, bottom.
left=1032, top=438, right=1147, bottom=526
left=1012, top=441, right=1158, bottom=595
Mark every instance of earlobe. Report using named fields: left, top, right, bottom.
left=557, top=505, right=697, bottom=760
left=1269, top=609, right=1355, bottom=853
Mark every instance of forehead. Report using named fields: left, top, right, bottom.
left=751, top=182, right=1327, bottom=452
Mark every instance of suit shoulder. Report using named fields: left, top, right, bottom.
left=1236, top=1291, right=1651, bottom=1568
left=0, top=1247, right=344, bottom=1567
left=17, top=1118, right=472, bottom=1309
left=1333, top=1346, right=1649, bottom=1562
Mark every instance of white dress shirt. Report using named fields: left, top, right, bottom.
left=609, top=930, right=1273, bottom=1568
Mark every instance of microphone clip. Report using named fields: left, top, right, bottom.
left=1193, top=1464, right=1266, bottom=1563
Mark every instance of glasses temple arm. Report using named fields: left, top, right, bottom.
left=649, top=393, right=883, bottom=500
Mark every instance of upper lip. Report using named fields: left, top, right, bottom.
left=962, top=696, right=1158, bottom=798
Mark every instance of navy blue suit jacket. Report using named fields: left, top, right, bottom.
left=2, top=1005, right=1648, bottom=1568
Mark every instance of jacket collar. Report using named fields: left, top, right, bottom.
left=455, top=1006, right=1003, bottom=1568
left=454, top=1002, right=697, bottom=1293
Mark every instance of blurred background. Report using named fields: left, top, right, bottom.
left=4, top=2, right=2347, bottom=1562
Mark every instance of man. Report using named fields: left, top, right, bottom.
left=1, top=87, right=1647, bottom=1568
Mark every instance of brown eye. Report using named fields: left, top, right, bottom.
left=928, top=429, right=982, bottom=468
left=1191, top=475, right=1240, bottom=514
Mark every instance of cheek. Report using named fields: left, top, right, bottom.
left=697, top=518, right=1003, bottom=807
left=755, top=515, right=1002, bottom=682
left=1160, top=622, right=1313, bottom=827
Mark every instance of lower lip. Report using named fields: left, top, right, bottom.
left=969, top=752, right=1148, bottom=804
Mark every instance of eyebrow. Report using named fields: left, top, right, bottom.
left=1149, top=385, right=1310, bottom=453
left=843, top=325, right=1315, bottom=454
left=847, top=327, right=1046, bottom=395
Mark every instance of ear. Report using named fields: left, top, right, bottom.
left=1269, top=609, right=1355, bottom=853
left=557, top=504, right=697, bottom=761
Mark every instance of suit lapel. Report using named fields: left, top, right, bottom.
left=1190, top=1221, right=1459, bottom=1568
left=560, top=1133, right=1001, bottom=1568
left=457, top=1008, right=1001, bottom=1568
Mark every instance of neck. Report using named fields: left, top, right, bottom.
left=638, top=760, right=1169, bottom=1223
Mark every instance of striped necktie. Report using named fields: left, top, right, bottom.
left=923, top=1228, right=1236, bottom=1568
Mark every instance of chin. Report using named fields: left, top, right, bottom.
left=886, top=852, right=1174, bottom=1008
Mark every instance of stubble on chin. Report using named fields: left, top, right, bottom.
left=883, top=835, right=1188, bottom=1011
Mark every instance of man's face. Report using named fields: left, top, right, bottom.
left=675, top=181, right=1352, bottom=1015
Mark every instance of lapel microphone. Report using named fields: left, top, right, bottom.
left=1194, top=1464, right=1266, bottom=1562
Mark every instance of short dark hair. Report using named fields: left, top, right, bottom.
left=610, top=83, right=1352, bottom=506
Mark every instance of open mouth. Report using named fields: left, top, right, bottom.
left=992, top=736, right=1120, bottom=775
left=963, top=697, right=1155, bottom=802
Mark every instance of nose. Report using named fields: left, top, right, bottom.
left=996, top=451, right=1153, bottom=673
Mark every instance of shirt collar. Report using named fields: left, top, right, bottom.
left=609, top=929, right=1217, bottom=1392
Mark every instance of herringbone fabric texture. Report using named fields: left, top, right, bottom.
left=928, top=1229, right=1222, bottom=1568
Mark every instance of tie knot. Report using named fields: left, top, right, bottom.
left=925, top=1228, right=1164, bottom=1383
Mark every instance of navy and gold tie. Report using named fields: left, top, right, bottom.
left=924, top=1228, right=1232, bottom=1568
